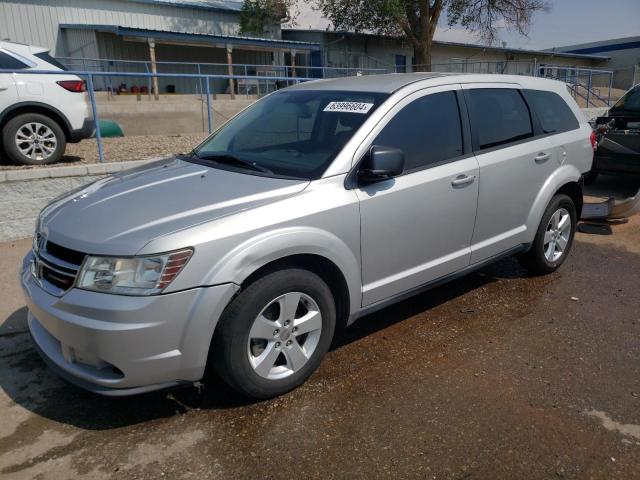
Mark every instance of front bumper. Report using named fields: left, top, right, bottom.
left=21, top=253, right=239, bottom=395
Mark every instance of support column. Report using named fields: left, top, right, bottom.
left=148, top=38, right=159, bottom=100
left=226, top=44, right=235, bottom=99
left=290, top=49, right=297, bottom=79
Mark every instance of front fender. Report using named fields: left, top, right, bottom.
left=525, top=164, right=582, bottom=240
left=203, top=227, right=362, bottom=316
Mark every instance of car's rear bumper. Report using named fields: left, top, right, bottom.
left=21, top=254, right=239, bottom=395
left=68, top=118, right=94, bottom=143
left=592, top=153, right=640, bottom=175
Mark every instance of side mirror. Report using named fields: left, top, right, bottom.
left=358, top=145, right=404, bottom=184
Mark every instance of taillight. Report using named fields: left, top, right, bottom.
left=56, top=80, right=85, bottom=92
left=589, top=130, right=597, bottom=151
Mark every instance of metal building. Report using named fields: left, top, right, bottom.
left=550, top=36, right=640, bottom=89
left=0, top=0, right=320, bottom=93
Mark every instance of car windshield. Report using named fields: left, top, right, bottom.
left=191, top=89, right=389, bottom=179
left=610, top=86, right=640, bottom=115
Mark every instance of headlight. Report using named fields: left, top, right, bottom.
left=76, top=249, right=193, bottom=295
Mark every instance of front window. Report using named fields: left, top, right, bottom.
left=192, top=90, right=389, bottom=179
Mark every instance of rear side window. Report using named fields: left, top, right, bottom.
left=33, top=51, right=67, bottom=70
left=523, top=89, right=579, bottom=133
left=467, top=88, right=533, bottom=150
left=0, top=51, right=29, bottom=69
left=373, top=91, right=464, bottom=171
left=610, top=86, right=640, bottom=114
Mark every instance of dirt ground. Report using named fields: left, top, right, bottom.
left=0, top=134, right=206, bottom=170
left=1, top=191, right=640, bottom=479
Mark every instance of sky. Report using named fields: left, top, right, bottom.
left=287, top=0, right=640, bottom=50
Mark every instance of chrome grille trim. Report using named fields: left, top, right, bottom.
left=32, top=240, right=86, bottom=296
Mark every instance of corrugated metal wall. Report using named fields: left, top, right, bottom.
left=0, top=0, right=240, bottom=55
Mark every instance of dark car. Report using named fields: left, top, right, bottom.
left=587, top=84, right=640, bottom=183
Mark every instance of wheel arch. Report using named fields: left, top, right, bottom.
left=526, top=165, right=583, bottom=240
left=555, top=181, right=583, bottom=218
left=239, top=253, right=352, bottom=331
left=0, top=102, right=72, bottom=141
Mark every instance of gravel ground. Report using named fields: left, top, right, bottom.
left=0, top=134, right=207, bottom=170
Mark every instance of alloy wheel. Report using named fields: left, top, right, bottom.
left=543, top=207, right=571, bottom=262
left=247, top=292, right=322, bottom=380
left=15, top=122, right=58, bottom=162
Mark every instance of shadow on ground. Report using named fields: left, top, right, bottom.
left=0, top=256, right=527, bottom=431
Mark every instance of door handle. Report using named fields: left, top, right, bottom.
left=451, top=174, right=476, bottom=187
left=534, top=152, right=551, bottom=163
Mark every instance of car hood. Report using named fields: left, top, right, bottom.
left=40, top=157, right=309, bottom=255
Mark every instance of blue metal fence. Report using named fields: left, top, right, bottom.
left=0, top=69, right=317, bottom=164
left=56, top=57, right=389, bottom=82
left=535, top=65, right=614, bottom=107
left=0, top=62, right=617, bottom=167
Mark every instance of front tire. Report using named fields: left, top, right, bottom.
left=2, top=113, right=66, bottom=165
left=211, top=268, right=336, bottom=399
left=519, top=194, right=577, bottom=275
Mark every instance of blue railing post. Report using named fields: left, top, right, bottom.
left=144, top=62, right=151, bottom=99
left=587, top=69, right=592, bottom=108
left=608, top=71, right=613, bottom=106
left=86, top=74, right=104, bottom=164
left=205, top=77, right=212, bottom=134
left=197, top=63, right=202, bottom=101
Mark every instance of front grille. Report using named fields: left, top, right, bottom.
left=34, top=240, right=86, bottom=296
left=45, top=241, right=86, bottom=265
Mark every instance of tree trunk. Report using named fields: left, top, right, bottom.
left=413, top=42, right=432, bottom=72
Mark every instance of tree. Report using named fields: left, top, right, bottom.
left=239, top=0, right=296, bottom=36
left=315, top=0, right=549, bottom=71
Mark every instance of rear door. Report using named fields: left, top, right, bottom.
left=0, top=50, right=23, bottom=115
left=463, top=84, right=557, bottom=263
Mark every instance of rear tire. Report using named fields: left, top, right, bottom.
left=519, top=194, right=577, bottom=275
left=211, top=268, right=336, bottom=399
left=2, top=113, right=66, bottom=165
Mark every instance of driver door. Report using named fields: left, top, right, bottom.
left=355, top=85, right=479, bottom=306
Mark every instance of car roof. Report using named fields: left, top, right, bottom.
left=287, top=72, right=567, bottom=94
left=0, top=41, right=48, bottom=56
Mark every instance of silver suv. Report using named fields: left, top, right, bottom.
left=22, top=74, right=593, bottom=399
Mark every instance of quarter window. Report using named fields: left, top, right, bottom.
left=523, top=89, right=579, bottom=133
left=0, top=51, right=29, bottom=69
left=467, top=88, right=533, bottom=150
left=373, top=91, right=464, bottom=171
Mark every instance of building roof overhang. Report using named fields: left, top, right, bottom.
left=61, top=24, right=321, bottom=52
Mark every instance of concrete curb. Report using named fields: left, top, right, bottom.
left=0, top=157, right=170, bottom=242
left=0, top=157, right=165, bottom=183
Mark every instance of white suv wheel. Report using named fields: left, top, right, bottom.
left=15, top=122, right=58, bottom=161
left=2, top=113, right=66, bottom=165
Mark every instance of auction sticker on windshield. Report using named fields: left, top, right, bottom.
left=323, top=101, right=374, bottom=114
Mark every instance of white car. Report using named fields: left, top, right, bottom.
left=0, top=41, right=93, bottom=165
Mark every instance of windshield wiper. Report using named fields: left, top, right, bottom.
left=196, top=153, right=274, bottom=174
